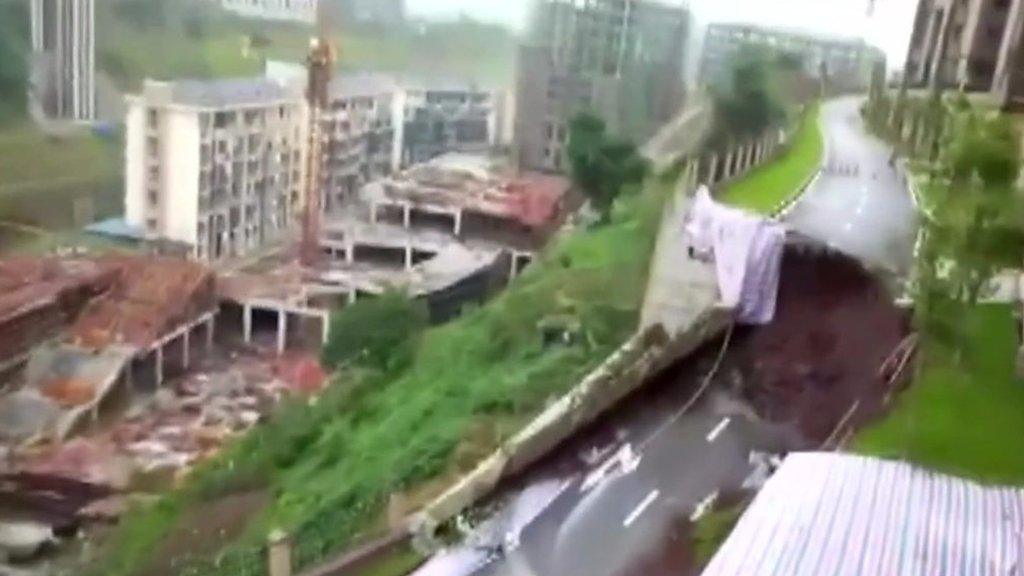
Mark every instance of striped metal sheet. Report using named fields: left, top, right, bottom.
left=702, top=453, right=1024, bottom=576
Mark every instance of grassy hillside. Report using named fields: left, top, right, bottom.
left=0, top=123, right=121, bottom=234
left=720, top=103, right=823, bottom=214
left=856, top=304, right=1024, bottom=485
left=0, top=0, right=30, bottom=124
left=91, top=180, right=668, bottom=576
left=96, top=0, right=516, bottom=90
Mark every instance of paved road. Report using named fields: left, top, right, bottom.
left=471, top=392, right=794, bottom=576
left=411, top=356, right=804, bottom=576
left=784, top=97, right=918, bottom=275
left=414, top=97, right=915, bottom=576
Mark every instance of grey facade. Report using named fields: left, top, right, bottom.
left=516, top=0, right=691, bottom=172
left=906, top=0, right=1024, bottom=108
left=700, top=23, right=884, bottom=94
left=321, top=73, right=400, bottom=211
left=400, top=84, right=499, bottom=167
left=30, top=0, right=95, bottom=121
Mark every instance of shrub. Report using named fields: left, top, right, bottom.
left=321, top=293, right=429, bottom=372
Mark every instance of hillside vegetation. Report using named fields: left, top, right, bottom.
left=96, top=0, right=516, bottom=90
left=92, top=178, right=667, bottom=575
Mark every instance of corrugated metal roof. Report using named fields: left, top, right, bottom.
left=702, top=453, right=1024, bottom=576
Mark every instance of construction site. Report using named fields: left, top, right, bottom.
left=0, top=15, right=574, bottom=568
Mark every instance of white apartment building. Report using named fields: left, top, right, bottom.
left=219, top=0, right=318, bottom=23
left=125, top=79, right=308, bottom=262
left=124, top=67, right=511, bottom=262
left=30, top=0, right=96, bottom=121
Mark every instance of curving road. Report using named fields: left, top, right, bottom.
left=415, top=97, right=918, bottom=576
left=784, top=97, right=919, bottom=275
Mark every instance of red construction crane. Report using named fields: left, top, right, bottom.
left=300, top=3, right=336, bottom=268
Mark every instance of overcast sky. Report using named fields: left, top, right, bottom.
left=406, top=0, right=921, bottom=68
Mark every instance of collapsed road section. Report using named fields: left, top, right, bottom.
left=414, top=237, right=911, bottom=576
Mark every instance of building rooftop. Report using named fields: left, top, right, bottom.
left=702, top=452, right=1024, bottom=576
left=68, top=256, right=216, bottom=350
left=706, top=22, right=871, bottom=49
left=140, top=77, right=300, bottom=108
left=364, top=153, right=571, bottom=230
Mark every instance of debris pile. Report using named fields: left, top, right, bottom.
left=2, top=350, right=325, bottom=562
left=69, top=255, right=215, bottom=350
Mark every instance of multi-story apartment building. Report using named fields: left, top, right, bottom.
left=29, top=0, right=95, bottom=121
left=321, top=73, right=401, bottom=211
left=124, top=79, right=308, bottom=261
left=219, top=0, right=318, bottom=23
left=124, top=65, right=512, bottom=261
left=267, top=61, right=508, bottom=171
left=699, top=23, right=885, bottom=94
left=397, top=82, right=506, bottom=166
left=905, top=0, right=1024, bottom=108
left=515, top=0, right=690, bottom=172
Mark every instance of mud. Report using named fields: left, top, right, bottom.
left=734, top=245, right=911, bottom=441
left=456, top=243, right=910, bottom=576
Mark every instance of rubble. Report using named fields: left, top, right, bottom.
left=15, top=349, right=317, bottom=496
left=68, top=255, right=215, bottom=351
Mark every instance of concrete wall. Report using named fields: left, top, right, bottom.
left=162, top=109, right=201, bottom=248
left=124, top=98, right=145, bottom=231
left=406, top=308, right=731, bottom=540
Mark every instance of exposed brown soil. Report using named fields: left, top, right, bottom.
left=733, top=245, right=911, bottom=442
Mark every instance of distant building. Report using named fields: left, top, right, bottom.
left=700, top=23, right=885, bottom=94
left=515, top=0, right=691, bottom=172
left=124, top=79, right=308, bottom=261
left=334, top=0, right=406, bottom=27
left=321, top=73, right=402, bottom=211
left=905, top=0, right=1024, bottom=109
left=219, top=0, right=318, bottom=23
left=265, top=61, right=507, bottom=197
left=398, top=81, right=507, bottom=167
left=29, top=0, right=96, bottom=121
left=125, top=66, right=511, bottom=260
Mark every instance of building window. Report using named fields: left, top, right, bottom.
left=146, top=218, right=158, bottom=231
left=147, top=109, right=158, bottom=129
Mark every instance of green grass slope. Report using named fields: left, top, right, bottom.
left=720, top=104, right=823, bottom=215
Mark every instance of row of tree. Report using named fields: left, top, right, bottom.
left=907, top=97, right=1024, bottom=350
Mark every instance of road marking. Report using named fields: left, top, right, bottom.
left=706, top=417, right=732, bottom=443
left=690, top=490, right=721, bottom=522
left=623, top=489, right=661, bottom=528
left=581, top=444, right=640, bottom=493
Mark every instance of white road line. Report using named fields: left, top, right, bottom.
left=706, top=417, right=732, bottom=443
left=623, top=489, right=661, bottom=528
left=690, top=490, right=721, bottom=522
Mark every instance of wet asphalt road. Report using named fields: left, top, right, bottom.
left=784, top=97, right=918, bottom=275
left=420, top=97, right=917, bottom=576
left=463, top=389, right=796, bottom=576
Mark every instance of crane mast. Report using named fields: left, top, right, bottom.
left=300, top=5, right=335, bottom=268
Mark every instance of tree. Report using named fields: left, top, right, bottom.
left=915, top=106, right=1024, bottom=352
left=710, top=46, right=788, bottom=148
left=567, top=112, right=649, bottom=223
left=321, top=292, right=429, bottom=372
left=944, top=112, right=1020, bottom=187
